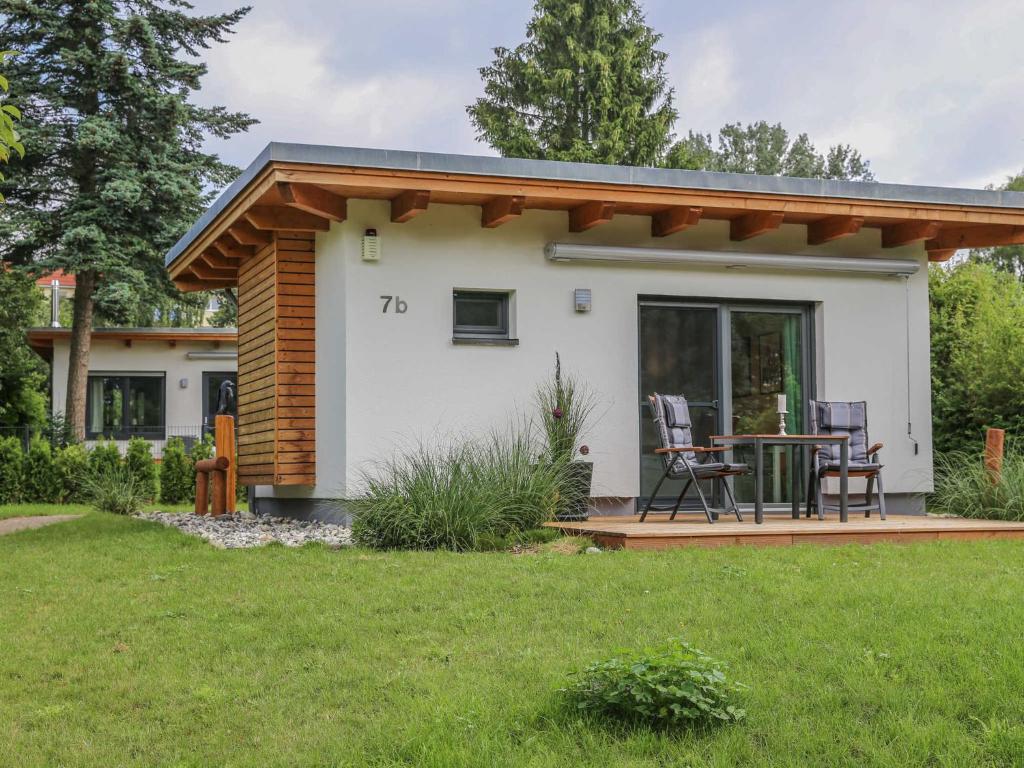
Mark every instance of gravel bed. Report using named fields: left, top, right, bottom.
left=136, top=511, right=352, bottom=549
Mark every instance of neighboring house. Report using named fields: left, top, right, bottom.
left=163, top=143, right=1024, bottom=518
left=27, top=326, right=237, bottom=456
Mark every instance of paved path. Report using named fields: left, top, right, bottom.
left=0, top=515, right=81, bottom=536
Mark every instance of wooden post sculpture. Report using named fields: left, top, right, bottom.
left=985, top=427, right=1005, bottom=485
left=215, top=414, right=237, bottom=513
left=194, top=456, right=230, bottom=515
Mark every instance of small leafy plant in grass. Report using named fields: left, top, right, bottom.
left=84, top=465, right=146, bottom=516
left=931, top=445, right=1024, bottom=521
left=562, top=638, right=747, bottom=728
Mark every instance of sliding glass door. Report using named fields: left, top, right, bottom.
left=639, top=300, right=812, bottom=509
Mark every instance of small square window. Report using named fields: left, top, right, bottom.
left=453, top=290, right=515, bottom=344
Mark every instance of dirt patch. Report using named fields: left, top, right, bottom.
left=0, top=515, right=82, bottom=536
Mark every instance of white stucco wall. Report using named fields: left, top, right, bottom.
left=49, top=336, right=236, bottom=454
left=266, top=200, right=934, bottom=502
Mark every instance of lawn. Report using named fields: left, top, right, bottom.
left=2, top=508, right=1024, bottom=767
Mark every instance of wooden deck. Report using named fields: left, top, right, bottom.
left=546, top=514, right=1024, bottom=550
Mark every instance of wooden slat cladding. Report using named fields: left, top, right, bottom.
left=273, top=232, right=316, bottom=485
left=236, top=232, right=317, bottom=487
left=237, top=241, right=278, bottom=485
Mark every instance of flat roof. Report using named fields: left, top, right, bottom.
left=167, top=142, right=1024, bottom=267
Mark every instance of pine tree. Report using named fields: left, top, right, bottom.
left=467, top=0, right=676, bottom=165
left=0, top=1, right=256, bottom=439
left=665, top=122, right=873, bottom=181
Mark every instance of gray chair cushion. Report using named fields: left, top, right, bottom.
left=819, top=461, right=882, bottom=473
left=810, top=400, right=870, bottom=464
left=652, top=394, right=697, bottom=467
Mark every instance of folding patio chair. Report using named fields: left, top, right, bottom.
left=640, top=393, right=749, bottom=523
left=806, top=400, right=886, bottom=519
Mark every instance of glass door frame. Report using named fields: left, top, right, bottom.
left=637, top=296, right=816, bottom=511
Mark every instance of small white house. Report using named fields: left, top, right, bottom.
left=28, top=326, right=237, bottom=456
left=163, top=144, right=1024, bottom=519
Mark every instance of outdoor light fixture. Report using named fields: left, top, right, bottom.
left=179, top=378, right=188, bottom=389
left=362, top=228, right=380, bottom=262
left=544, top=242, right=920, bottom=277
left=574, top=288, right=592, bottom=312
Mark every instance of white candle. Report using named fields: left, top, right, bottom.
left=777, top=394, right=787, bottom=413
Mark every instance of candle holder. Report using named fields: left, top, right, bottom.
left=777, top=410, right=788, bottom=436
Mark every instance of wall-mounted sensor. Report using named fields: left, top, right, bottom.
left=362, top=228, right=380, bottom=262
left=574, top=288, right=592, bottom=313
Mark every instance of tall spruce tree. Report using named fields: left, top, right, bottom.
left=0, top=1, right=255, bottom=439
left=468, top=0, right=676, bottom=165
left=665, top=121, right=874, bottom=181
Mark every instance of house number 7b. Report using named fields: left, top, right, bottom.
left=380, top=295, right=408, bottom=314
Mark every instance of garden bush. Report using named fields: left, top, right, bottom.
left=84, top=465, right=146, bottom=516
left=351, top=427, right=565, bottom=551
left=125, top=437, right=158, bottom=502
left=159, top=437, right=192, bottom=504
left=88, top=438, right=121, bottom=478
left=0, top=436, right=24, bottom=504
left=22, top=438, right=57, bottom=503
left=562, top=638, right=747, bottom=728
left=930, top=446, right=1024, bottom=521
left=53, top=443, right=89, bottom=503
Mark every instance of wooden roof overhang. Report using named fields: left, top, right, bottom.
left=166, top=148, right=1024, bottom=291
left=26, top=327, right=238, bottom=357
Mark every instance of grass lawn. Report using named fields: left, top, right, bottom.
left=0, top=502, right=237, bottom=520
left=2, top=508, right=1024, bottom=767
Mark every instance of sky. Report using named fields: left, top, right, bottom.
left=196, top=0, right=1024, bottom=190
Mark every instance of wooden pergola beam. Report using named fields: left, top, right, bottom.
left=481, top=195, right=525, bottom=228
left=200, top=251, right=236, bottom=271
left=807, top=215, right=864, bottom=245
left=926, top=224, right=1024, bottom=251
left=227, top=220, right=272, bottom=247
left=927, top=248, right=958, bottom=262
left=211, top=237, right=252, bottom=261
left=569, top=201, right=615, bottom=233
left=190, top=260, right=237, bottom=281
left=277, top=182, right=347, bottom=222
left=881, top=220, right=940, bottom=248
left=651, top=206, right=702, bottom=238
left=730, top=211, right=784, bottom=241
left=244, top=206, right=331, bottom=232
left=391, top=190, right=430, bottom=223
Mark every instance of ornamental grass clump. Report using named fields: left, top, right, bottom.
left=83, top=465, right=146, bottom=516
left=562, top=638, right=747, bottom=729
left=930, top=446, right=1024, bottom=521
left=535, top=352, right=595, bottom=466
left=351, top=426, right=565, bottom=551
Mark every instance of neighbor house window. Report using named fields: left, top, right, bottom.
left=453, top=290, right=513, bottom=343
left=86, top=374, right=166, bottom=440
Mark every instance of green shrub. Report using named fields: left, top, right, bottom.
left=190, top=434, right=214, bottom=464
left=351, top=427, right=564, bottom=551
left=88, top=438, right=121, bottom=478
left=53, top=443, right=89, bottom=503
left=159, top=437, right=192, bottom=505
left=0, top=436, right=24, bottom=504
left=22, top=437, right=57, bottom=503
left=84, top=465, right=146, bottom=516
left=930, top=263, right=1024, bottom=453
left=930, top=446, right=1024, bottom=521
left=125, top=437, right=158, bottom=502
left=562, top=638, right=747, bottom=728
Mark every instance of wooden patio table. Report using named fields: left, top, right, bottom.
left=710, top=434, right=850, bottom=525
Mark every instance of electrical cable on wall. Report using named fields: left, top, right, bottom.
left=904, top=275, right=919, bottom=455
